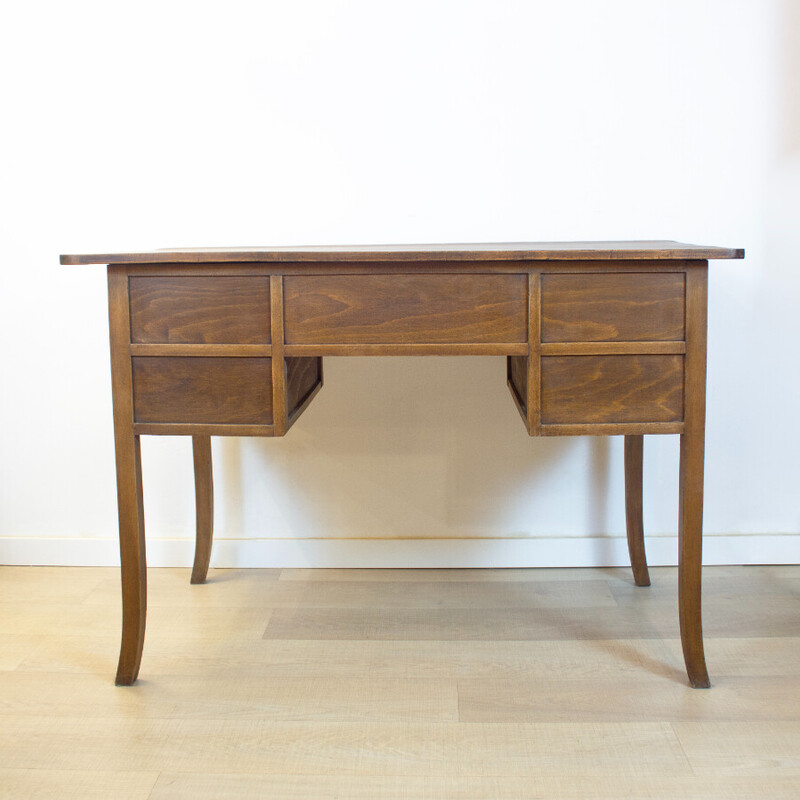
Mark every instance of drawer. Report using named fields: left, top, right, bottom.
left=541, top=355, right=683, bottom=424
left=541, top=273, right=684, bottom=342
left=132, top=357, right=273, bottom=424
left=129, top=276, right=271, bottom=344
left=283, top=274, right=527, bottom=345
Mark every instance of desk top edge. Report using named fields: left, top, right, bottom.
left=60, top=241, right=745, bottom=265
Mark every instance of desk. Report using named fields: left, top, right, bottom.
left=61, top=241, right=744, bottom=687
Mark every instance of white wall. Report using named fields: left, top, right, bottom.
left=1, top=0, right=797, bottom=568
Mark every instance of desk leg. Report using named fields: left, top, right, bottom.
left=108, top=266, right=147, bottom=686
left=190, top=436, right=214, bottom=584
left=679, top=263, right=710, bottom=688
left=624, top=435, right=650, bottom=587
left=113, top=432, right=147, bottom=686
left=678, top=429, right=709, bottom=688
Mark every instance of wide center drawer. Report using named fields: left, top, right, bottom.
left=283, top=274, right=527, bottom=345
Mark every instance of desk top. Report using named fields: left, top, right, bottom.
left=60, top=241, right=744, bottom=265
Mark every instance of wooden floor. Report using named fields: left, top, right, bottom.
left=1, top=565, right=799, bottom=799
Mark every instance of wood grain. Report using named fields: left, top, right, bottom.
left=673, top=721, right=800, bottom=776
left=190, top=436, right=213, bottom=585
left=541, top=341, right=685, bottom=356
left=527, top=270, right=542, bottom=434
left=60, top=240, right=745, bottom=264
left=457, top=675, right=800, bottom=722
left=541, top=272, right=685, bottom=342
left=506, top=355, right=528, bottom=424
left=146, top=773, right=800, bottom=800
left=284, top=342, right=528, bottom=356
left=286, top=357, right=323, bottom=417
left=129, top=276, right=270, bottom=344
left=540, top=355, right=684, bottom=425
left=107, top=267, right=147, bottom=686
left=2, top=565, right=796, bottom=797
left=678, top=264, right=710, bottom=688
left=624, top=434, right=651, bottom=587
left=0, top=770, right=158, bottom=800
left=283, top=274, right=528, bottom=345
left=270, top=276, right=287, bottom=435
left=131, top=357, right=273, bottom=425
left=133, top=422, right=276, bottom=436
left=263, top=606, right=664, bottom=641
left=129, top=344, right=271, bottom=357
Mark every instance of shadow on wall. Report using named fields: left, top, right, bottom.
left=213, top=357, right=619, bottom=547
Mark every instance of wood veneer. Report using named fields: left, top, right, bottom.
left=540, top=354, right=684, bottom=425
left=283, top=274, right=527, bottom=345
left=131, top=357, right=273, bottom=426
left=129, top=276, right=271, bottom=344
left=541, top=272, right=685, bottom=342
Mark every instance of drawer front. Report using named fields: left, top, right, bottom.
left=541, top=355, right=683, bottom=424
left=541, top=273, right=684, bottom=342
left=132, top=357, right=273, bottom=424
left=129, top=276, right=271, bottom=344
left=283, top=274, right=527, bottom=345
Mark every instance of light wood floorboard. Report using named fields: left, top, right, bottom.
left=147, top=772, right=800, bottom=800
left=0, top=565, right=798, bottom=799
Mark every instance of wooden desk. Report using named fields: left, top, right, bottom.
left=61, top=241, right=744, bottom=687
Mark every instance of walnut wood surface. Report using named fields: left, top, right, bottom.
left=190, top=436, right=213, bottom=585
left=270, top=277, right=287, bottom=436
left=107, top=267, right=147, bottom=686
left=541, top=272, right=685, bottom=342
left=287, top=357, right=323, bottom=417
left=540, top=355, right=684, bottom=425
left=60, top=240, right=744, bottom=264
left=129, top=276, right=270, bottom=344
left=132, top=357, right=273, bottom=425
left=527, top=272, right=543, bottom=434
left=507, top=355, right=528, bottom=423
left=624, top=435, right=650, bottom=587
left=283, top=274, right=527, bottom=345
left=679, top=265, right=710, bottom=688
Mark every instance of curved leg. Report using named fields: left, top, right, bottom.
left=109, top=267, right=147, bottom=686
left=679, top=429, right=710, bottom=688
left=114, top=433, right=147, bottom=686
left=679, top=263, right=710, bottom=688
left=191, top=435, right=214, bottom=584
left=624, top=435, right=650, bottom=587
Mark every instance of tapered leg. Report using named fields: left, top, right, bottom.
left=679, top=263, right=710, bottom=688
left=113, top=433, right=147, bottom=686
left=624, top=435, right=650, bottom=587
left=678, top=429, right=709, bottom=688
left=191, top=435, right=214, bottom=584
left=108, top=266, right=147, bottom=686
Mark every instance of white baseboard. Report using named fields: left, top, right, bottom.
left=0, top=534, right=797, bottom=568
